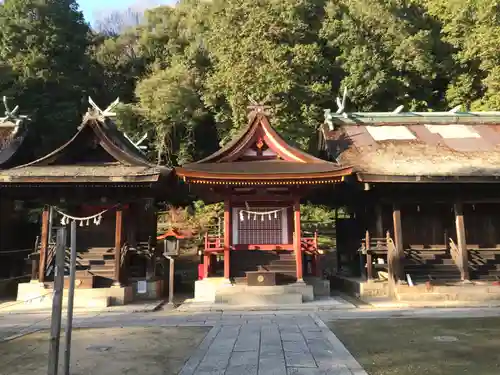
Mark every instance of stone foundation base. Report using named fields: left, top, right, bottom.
left=17, top=281, right=133, bottom=307
left=130, top=279, right=165, bottom=300
left=194, top=278, right=314, bottom=304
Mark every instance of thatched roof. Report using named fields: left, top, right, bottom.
left=320, top=111, right=500, bottom=182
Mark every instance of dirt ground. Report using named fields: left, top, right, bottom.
left=329, top=317, right=500, bottom=375
left=0, top=326, right=210, bottom=375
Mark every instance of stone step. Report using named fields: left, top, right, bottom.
left=78, top=247, right=115, bottom=255
left=257, top=264, right=296, bottom=272
left=218, top=292, right=303, bottom=305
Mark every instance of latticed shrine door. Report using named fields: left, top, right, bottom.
left=235, top=208, right=286, bottom=244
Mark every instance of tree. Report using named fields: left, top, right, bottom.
left=422, top=0, right=500, bottom=110
left=0, top=0, right=93, bottom=152
left=320, top=0, right=450, bottom=112
left=94, top=7, right=143, bottom=36
left=203, top=0, right=334, bottom=148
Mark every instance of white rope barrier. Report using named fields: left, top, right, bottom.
left=239, top=206, right=291, bottom=222
left=53, top=204, right=119, bottom=227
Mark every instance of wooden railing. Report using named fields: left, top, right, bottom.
left=301, top=231, right=318, bottom=253
left=205, top=234, right=223, bottom=251
left=360, top=230, right=390, bottom=280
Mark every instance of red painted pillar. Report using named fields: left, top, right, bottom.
left=203, top=253, right=210, bottom=278
left=294, top=199, right=303, bottom=281
left=223, top=198, right=231, bottom=279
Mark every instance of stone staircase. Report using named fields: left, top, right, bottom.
left=404, top=247, right=461, bottom=284
left=469, top=249, right=500, bottom=280
left=231, top=250, right=297, bottom=285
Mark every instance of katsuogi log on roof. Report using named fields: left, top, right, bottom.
left=0, top=98, right=170, bottom=184
left=321, top=108, right=500, bottom=182
left=177, top=106, right=352, bottom=185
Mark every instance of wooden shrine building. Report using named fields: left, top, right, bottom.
left=176, top=106, right=351, bottom=302
left=0, top=98, right=38, bottom=291
left=0, top=99, right=171, bottom=305
left=320, top=108, right=500, bottom=288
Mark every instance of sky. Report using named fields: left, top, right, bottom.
left=77, top=0, right=174, bottom=24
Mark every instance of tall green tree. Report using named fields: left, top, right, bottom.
left=0, top=0, right=93, bottom=152
left=320, top=0, right=450, bottom=111
left=203, top=0, right=334, bottom=148
left=422, top=0, right=500, bottom=110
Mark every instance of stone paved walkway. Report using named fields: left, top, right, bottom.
left=179, top=313, right=367, bottom=375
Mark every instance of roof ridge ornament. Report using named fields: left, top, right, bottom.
left=325, top=87, right=349, bottom=130
left=336, top=87, right=348, bottom=115
left=247, top=95, right=272, bottom=118
left=123, top=131, right=149, bottom=152
left=86, top=97, right=120, bottom=121
left=0, top=96, right=30, bottom=136
left=393, top=105, right=404, bottom=114
left=449, top=105, right=462, bottom=113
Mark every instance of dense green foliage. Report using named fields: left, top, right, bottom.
left=1, top=0, right=500, bottom=161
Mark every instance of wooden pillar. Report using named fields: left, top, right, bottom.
left=114, top=206, right=123, bottom=285
left=223, top=199, right=231, bottom=279
left=335, top=208, right=341, bottom=272
left=294, top=199, right=303, bottom=281
left=203, top=253, right=211, bottom=278
left=454, top=202, right=470, bottom=280
left=392, top=203, right=405, bottom=281
left=39, top=205, right=50, bottom=283
left=365, top=230, right=373, bottom=280
left=375, top=204, right=383, bottom=237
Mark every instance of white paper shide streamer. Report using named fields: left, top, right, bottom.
left=55, top=205, right=117, bottom=227
left=239, top=207, right=285, bottom=222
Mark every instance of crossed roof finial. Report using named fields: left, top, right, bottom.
left=0, top=96, right=30, bottom=136
left=87, top=97, right=120, bottom=120
left=247, top=95, right=271, bottom=116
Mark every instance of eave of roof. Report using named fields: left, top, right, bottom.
left=324, top=110, right=500, bottom=128
left=357, top=173, right=500, bottom=183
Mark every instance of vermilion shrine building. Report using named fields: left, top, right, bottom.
left=176, top=106, right=352, bottom=303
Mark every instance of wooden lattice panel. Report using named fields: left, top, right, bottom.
left=237, top=208, right=284, bottom=244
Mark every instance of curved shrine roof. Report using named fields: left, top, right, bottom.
left=0, top=111, right=170, bottom=184
left=176, top=110, right=352, bottom=185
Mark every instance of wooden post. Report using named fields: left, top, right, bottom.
left=114, top=206, right=123, bottom=286
left=335, top=208, right=341, bottom=272
left=392, top=203, right=405, bottom=281
left=203, top=253, right=210, bottom=278
left=294, top=199, right=303, bottom=281
left=47, top=227, right=66, bottom=375
left=31, top=256, right=39, bottom=281
left=223, top=199, right=231, bottom=279
left=454, top=202, right=470, bottom=280
left=375, top=204, right=383, bottom=237
left=39, top=206, right=49, bottom=283
left=365, top=230, right=373, bottom=280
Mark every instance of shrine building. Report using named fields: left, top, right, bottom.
left=0, top=99, right=171, bottom=306
left=176, top=106, right=352, bottom=303
left=320, top=107, right=500, bottom=302
left=0, top=98, right=38, bottom=290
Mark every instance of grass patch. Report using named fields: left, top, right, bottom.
left=328, top=317, right=500, bottom=375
